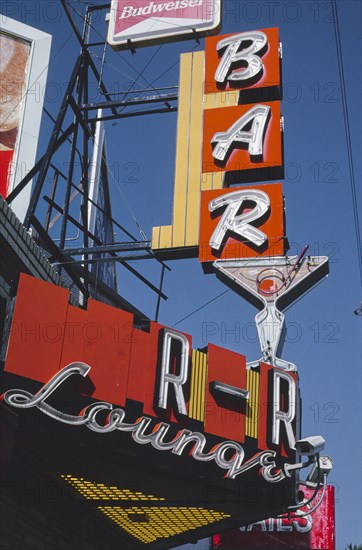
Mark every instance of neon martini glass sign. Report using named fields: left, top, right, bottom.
left=213, top=246, right=329, bottom=372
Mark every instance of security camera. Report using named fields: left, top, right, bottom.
left=295, top=436, right=325, bottom=457
left=307, top=456, right=333, bottom=485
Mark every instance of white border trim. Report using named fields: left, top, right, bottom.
left=0, top=16, right=52, bottom=222
left=107, top=0, right=221, bottom=48
left=88, top=109, right=106, bottom=239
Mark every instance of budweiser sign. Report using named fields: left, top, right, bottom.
left=107, top=0, right=221, bottom=48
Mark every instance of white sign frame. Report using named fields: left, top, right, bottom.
left=0, top=16, right=51, bottom=222
left=87, top=109, right=118, bottom=292
left=107, top=0, right=221, bottom=49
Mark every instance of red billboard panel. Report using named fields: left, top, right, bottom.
left=199, top=183, right=285, bottom=263
left=212, top=485, right=335, bottom=549
left=204, top=28, right=281, bottom=99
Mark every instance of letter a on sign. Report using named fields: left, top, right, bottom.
left=212, top=104, right=270, bottom=162
left=202, top=102, right=283, bottom=177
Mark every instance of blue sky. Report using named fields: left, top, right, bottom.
left=2, top=1, right=361, bottom=548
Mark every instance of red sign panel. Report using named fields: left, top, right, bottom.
left=199, top=183, right=285, bottom=263
left=204, top=27, right=281, bottom=97
left=204, top=343, right=247, bottom=442
left=108, top=0, right=221, bottom=48
left=212, top=485, right=335, bottom=549
left=4, top=273, right=298, bottom=464
left=202, top=102, right=283, bottom=178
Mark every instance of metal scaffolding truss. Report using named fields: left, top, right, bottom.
left=5, top=0, right=175, bottom=315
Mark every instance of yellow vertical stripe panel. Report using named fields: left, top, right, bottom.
left=203, top=91, right=239, bottom=110
left=152, top=226, right=160, bottom=249
left=215, top=92, right=227, bottom=109
left=201, top=173, right=213, bottom=191
left=160, top=225, right=172, bottom=248
left=189, top=350, right=199, bottom=420
left=189, top=351, right=197, bottom=419
left=195, top=351, right=201, bottom=420
left=246, top=369, right=260, bottom=439
left=227, top=91, right=239, bottom=106
left=211, top=171, right=224, bottom=190
left=152, top=56, right=241, bottom=252
left=246, top=370, right=252, bottom=437
left=201, top=352, right=207, bottom=422
left=189, top=350, right=207, bottom=422
left=201, top=172, right=224, bottom=192
left=152, top=225, right=173, bottom=249
left=172, top=53, right=193, bottom=247
left=202, top=93, right=216, bottom=110
left=251, top=369, right=256, bottom=438
left=185, top=51, right=205, bottom=244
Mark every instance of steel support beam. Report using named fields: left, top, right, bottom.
left=81, top=93, right=178, bottom=111
left=60, top=242, right=152, bottom=256
left=24, top=55, right=83, bottom=227
left=43, top=197, right=168, bottom=299
left=88, top=106, right=177, bottom=123
left=6, top=124, right=75, bottom=205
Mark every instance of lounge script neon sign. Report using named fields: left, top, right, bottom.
left=3, top=362, right=289, bottom=482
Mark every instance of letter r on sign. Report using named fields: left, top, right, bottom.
left=271, top=370, right=296, bottom=451
left=158, top=328, right=189, bottom=415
